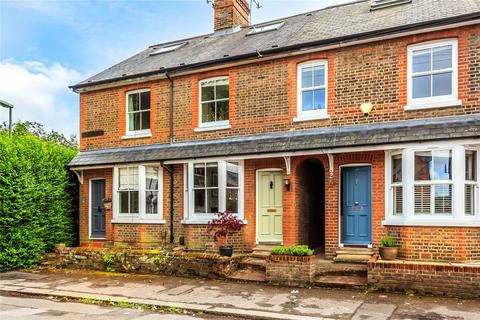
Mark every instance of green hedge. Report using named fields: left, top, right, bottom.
left=270, top=245, right=314, bottom=256
left=0, top=131, right=78, bottom=271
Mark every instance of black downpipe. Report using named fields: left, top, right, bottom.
left=169, top=165, right=174, bottom=244
left=166, top=73, right=174, bottom=145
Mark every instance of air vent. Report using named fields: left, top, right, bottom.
left=370, top=0, right=411, bottom=11
left=247, top=21, right=284, bottom=36
left=150, top=42, right=187, bottom=56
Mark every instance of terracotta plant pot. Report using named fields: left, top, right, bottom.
left=103, top=202, right=112, bottom=210
left=379, top=247, right=398, bottom=260
left=219, top=245, right=233, bottom=257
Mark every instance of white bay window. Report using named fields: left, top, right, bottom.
left=113, top=165, right=164, bottom=223
left=183, top=160, right=244, bottom=223
left=386, top=144, right=480, bottom=226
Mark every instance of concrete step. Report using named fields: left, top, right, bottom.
left=227, top=269, right=266, bottom=283
left=314, top=275, right=367, bottom=290
left=238, top=257, right=266, bottom=272
left=251, top=244, right=277, bottom=259
left=316, top=261, right=367, bottom=277
left=334, top=254, right=372, bottom=263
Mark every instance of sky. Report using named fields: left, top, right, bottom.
left=0, top=0, right=352, bottom=136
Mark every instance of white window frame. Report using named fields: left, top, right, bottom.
left=112, top=164, right=164, bottom=224
left=125, top=89, right=152, bottom=138
left=384, top=144, right=480, bottom=226
left=465, top=148, right=479, bottom=216
left=182, top=160, right=244, bottom=224
left=295, top=60, right=329, bottom=122
left=197, top=76, right=230, bottom=131
left=389, top=151, right=403, bottom=217
left=405, top=38, right=461, bottom=110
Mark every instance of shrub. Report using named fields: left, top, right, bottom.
left=271, top=245, right=314, bottom=256
left=207, top=211, right=243, bottom=245
left=381, top=237, right=397, bottom=247
left=0, top=131, right=78, bottom=271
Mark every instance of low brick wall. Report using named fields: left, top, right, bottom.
left=368, top=258, right=480, bottom=298
left=266, top=255, right=316, bottom=287
left=56, top=247, right=237, bottom=279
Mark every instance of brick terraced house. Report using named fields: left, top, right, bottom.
left=69, top=0, right=480, bottom=262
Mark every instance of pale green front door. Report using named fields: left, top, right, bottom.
left=258, top=171, right=283, bottom=243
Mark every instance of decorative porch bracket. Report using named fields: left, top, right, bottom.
left=73, top=170, right=84, bottom=184
left=283, top=156, right=291, bottom=175
left=327, top=153, right=334, bottom=178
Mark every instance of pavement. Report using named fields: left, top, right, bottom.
left=1, top=270, right=479, bottom=320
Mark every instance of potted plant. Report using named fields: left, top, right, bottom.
left=379, top=236, right=398, bottom=260
left=207, top=211, right=244, bottom=257
left=103, top=197, right=112, bottom=210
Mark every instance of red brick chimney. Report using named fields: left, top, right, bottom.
left=214, top=0, right=250, bottom=31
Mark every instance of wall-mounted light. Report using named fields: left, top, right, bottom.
left=360, top=102, right=373, bottom=116
left=283, top=175, right=290, bottom=191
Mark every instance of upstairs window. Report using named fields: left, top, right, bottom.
left=407, top=39, right=458, bottom=109
left=199, top=77, right=229, bottom=128
left=296, top=61, right=328, bottom=120
left=126, top=90, right=151, bottom=135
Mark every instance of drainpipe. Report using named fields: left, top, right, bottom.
left=165, top=73, right=174, bottom=144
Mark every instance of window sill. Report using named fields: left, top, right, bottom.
left=382, top=218, right=479, bottom=227
left=111, top=218, right=165, bottom=224
left=121, top=132, right=152, bottom=140
left=181, top=219, right=248, bottom=225
left=194, top=124, right=231, bottom=132
left=404, top=99, right=462, bottom=111
left=293, top=114, right=330, bottom=122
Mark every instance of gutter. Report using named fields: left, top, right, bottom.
left=70, top=12, right=480, bottom=91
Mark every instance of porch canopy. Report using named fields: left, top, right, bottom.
left=69, top=115, right=480, bottom=168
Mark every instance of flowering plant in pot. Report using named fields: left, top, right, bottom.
left=207, top=211, right=244, bottom=257
left=379, top=237, right=398, bottom=260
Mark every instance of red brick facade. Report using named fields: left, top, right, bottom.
left=76, top=25, right=480, bottom=261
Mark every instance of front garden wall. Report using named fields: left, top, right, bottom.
left=266, top=255, right=316, bottom=287
left=368, top=258, right=480, bottom=298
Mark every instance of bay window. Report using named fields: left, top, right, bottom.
left=113, top=165, right=163, bottom=223
left=386, top=145, right=480, bottom=226
left=184, top=160, right=244, bottom=223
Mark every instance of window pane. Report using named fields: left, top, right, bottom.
left=206, top=163, right=218, bottom=187
left=207, top=189, right=219, bottom=213
left=302, top=90, right=314, bottom=111
left=201, top=102, right=215, bottom=123
left=432, top=46, right=452, bottom=70
left=432, top=72, right=452, bottom=96
left=226, top=188, right=238, bottom=213
left=140, top=110, right=150, bottom=130
left=145, top=191, right=158, bottom=214
left=194, top=190, right=205, bottom=213
left=412, top=75, right=431, bottom=98
left=119, top=167, right=138, bottom=189
left=393, top=186, right=403, bottom=215
left=301, top=67, right=313, bottom=88
left=414, top=185, right=431, bottom=214
left=140, top=92, right=150, bottom=110
left=433, top=150, right=451, bottom=180
left=128, top=113, right=137, bottom=131
left=215, top=78, right=228, bottom=86
left=415, top=151, right=432, bottom=181
left=130, top=191, right=139, bottom=214
left=465, top=184, right=475, bottom=216
left=128, top=93, right=140, bottom=112
left=313, top=65, right=325, bottom=86
left=412, top=49, right=431, bottom=73
left=146, top=167, right=158, bottom=190
left=313, top=89, right=325, bottom=110
left=216, top=100, right=229, bottom=121
left=434, top=184, right=452, bottom=214
left=193, top=164, right=205, bottom=188
left=465, top=151, right=477, bottom=181
left=226, top=162, right=239, bottom=187
left=392, top=154, right=402, bottom=183
left=201, top=84, right=215, bottom=102
left=216, top=84, right=229, bottom=100
left=119, top=191, right=129, bottom=214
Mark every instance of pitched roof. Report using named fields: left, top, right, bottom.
left=72, top=0, right=480, bottom=89
left=69, top=115, right=480, bottom=167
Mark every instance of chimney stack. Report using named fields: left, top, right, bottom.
left=214, top=0, right=250, bottom=31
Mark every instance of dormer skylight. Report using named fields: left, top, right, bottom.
left=247, top=21, right=284, bottom=36
left=370, top=0, right=412, bottom=11
left=149, top=42, right=187, bottom=56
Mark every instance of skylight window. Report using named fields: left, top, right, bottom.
left=247, top=21, right=284, bottom=36
left=150, top=42, right=187, bottom=56
left=370, top=0, right=412, bottom=11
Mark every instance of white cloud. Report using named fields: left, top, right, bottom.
left=0, top=59, right=83, bottom=136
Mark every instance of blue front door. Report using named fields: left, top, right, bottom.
left=341, top=166, right=372, bottom=245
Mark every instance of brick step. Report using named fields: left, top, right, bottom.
left=251, top=244, right=278, bottom=259
left=316, top=262, right=367, bottom=277
left=238, top=257, right=266, bottom=272
left=227, top=269, right=266, bottom=283
left=313, top=275, right=367, bottom=290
